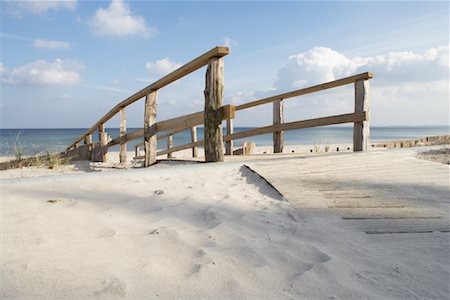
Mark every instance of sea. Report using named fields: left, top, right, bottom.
left=0, top=126, right=449, bottom=156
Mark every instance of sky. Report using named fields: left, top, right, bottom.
left=0, top=0, right=449, bottom=129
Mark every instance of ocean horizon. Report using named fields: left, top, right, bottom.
left=1, top=126, right=449, bottom=156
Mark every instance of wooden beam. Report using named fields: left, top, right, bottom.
left=353, top=80, right=370, bottom=151
left=67, top=46, right=230, bottom=150
left=157, top=105, right=234, bottom=134
left=106, top=105, right=235, bottom=148
left=224, top=112, right=367, bottom=141
left=273, top=99, right=284, bottom=153
left=167, top=135, right=174, bottom=158
left=119, top=108, right=127, bottom=163
left=191, top=126, right=198, bottom=157
left=225, top=119, right=234, bottom=155
left=144, top=91, right=158, bottom=166
left=99, top=123, right=108, bottom=162
left=84, top=134, right=92, bottom=145
left=204, top=57, right=225, bottom=162
left=235, top=72, right=373, bottom=111
left=157, top=140, right=204, bottom=156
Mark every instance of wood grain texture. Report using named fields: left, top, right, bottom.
left=167, top=135, right=174, bottom=158
left=353, top=80, right=370, bottom=151
left=190, top=126, right=198, bottom=157
left=67, top=46, right=229, bottom=150
left=225, top=118, right=234, bottom=155
left=204, top=57, right=224, bottom=162
left=144, top=91, right=158, bottom=166
left=235, top=72, right=373, bottom=111
left=119, top=108, right=127, bottom=163
left=224, top=112, right=367, bottom=141
left=273, top=99, right=284, bottom=153
left=99, top=123, right=108, bottom=162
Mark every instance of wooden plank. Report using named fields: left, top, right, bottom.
left=224, top=112, right=367, bottom=141
left=273, top=99, right=284, bottom=153
left=157, top=140, right=204, bottom=156
left=225, top=119, right=234, bottom=155
left=235, top=72, right=373, bottom=111
left=84, top=134, right=92, bottom=145
left=204, top=57, right=225, bottom=162
left=135, top=144, right=140, bottom=159
left=144, top=91, right=158, bottom=166
left=353, top=79, right=370, bottom=151
left=107, top=105, right=235, bottom=148
left=191, top=126, right=198, bottom=157
left=99, top=123, right=108, bottom=162
left=120, top=108, right=127, bottom=163
left=67, top=46, right=230, bottom=150
left=167, top=135, right=173, bottom=158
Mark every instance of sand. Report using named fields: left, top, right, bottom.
left=1, top=146, right=449, bottom=299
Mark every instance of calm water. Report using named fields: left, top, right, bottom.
left=0, top=126, right=448, bottom=156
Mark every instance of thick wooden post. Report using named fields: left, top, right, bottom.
left=119, top=108, right=127, bottom=163
left=190, top=126, right=198, bottom=157
left=135, top=145, right=140, bottom=159
left=167, top=135, right=173, bottom=158
left=144, top=91, right=158, bottom=166
left=353, top=80, right=370, bottom=151
left=204, top=57, right=224, bottom=162
left=84, top=134, right=92, bottom=145
left=273, top=98, right=284, bottom=153
left=225, top=118, right=234, bottom=155
left=84, top=134, right=93, bottom=161
left=99, top=123, right=108, bottom=162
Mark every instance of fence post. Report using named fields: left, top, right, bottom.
left=225, top=118, right=234, bottom=155
left=353, top=79, right=370, bottom=151
left=144, top=90, right=158, bottom=166
left=204, top=57, right=224, bottom=162
left=84, top=134, right=92, bottom=160
left=273, top=98, right=284, bottom=153
left=190, top=126, right=198, bottom=157
left=120, top=108, right=127, bottom=163
left=167, top=135, right=173, bottom=158
left=99, top=123, right=108, bottom=162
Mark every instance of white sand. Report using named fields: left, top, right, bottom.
left=1, top=148, right=449, bottom=299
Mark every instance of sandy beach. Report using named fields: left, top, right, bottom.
left=1, top=145, right=449, bottom=299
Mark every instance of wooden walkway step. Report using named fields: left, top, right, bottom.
left=246, top=151, right=450, bottom=235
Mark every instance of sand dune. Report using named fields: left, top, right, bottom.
left=1, top=148, right=449, bottom=299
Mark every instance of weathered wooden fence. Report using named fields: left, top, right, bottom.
left=66, top=46, right=231, bottom=165
left=66, top=46, right=373, bottom=165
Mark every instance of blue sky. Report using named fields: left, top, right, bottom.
left=1, top=0, right=449, bottom=128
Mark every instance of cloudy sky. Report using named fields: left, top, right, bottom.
left=1, top=0, right=448, bottom=128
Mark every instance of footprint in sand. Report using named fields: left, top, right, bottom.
left=46, top=198, right=77, bottom=207
left=94, top=276, right=127, bottom=298
left=202, top=208, right=222, bottom=228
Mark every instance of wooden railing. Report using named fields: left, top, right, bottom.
left=66, top=46, right=372, bottom=165
left=133, top=72, right=372, bottom=159
left=225, top=72, right=373, bottom=154
left=66, top=46, right=231, bottom=165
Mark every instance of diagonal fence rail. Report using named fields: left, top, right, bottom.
left=66, top=46, right=373, bottom=165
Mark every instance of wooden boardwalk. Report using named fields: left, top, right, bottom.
left=246, top=150, right=450, bottom=234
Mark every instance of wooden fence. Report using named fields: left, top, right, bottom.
left=66, top=46, right=373, bottom=165
left=66, top=46, right=231, bottom=165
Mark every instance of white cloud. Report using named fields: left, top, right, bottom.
left=0, top=63, right=6, bottom=73
left=2, top=59, right=84, bottom=85
left=5, top=0, right=77, bottom=16
left=224, top=37, right=238, bottom=49
left=146, top=58, right=182, bottom=78
left=33, top=39, right=70, bottom=49
left=89, top=0, right=155, bottom=38
left=232, top=45, right=449, bottom=125
left=274, top=45, right=449, bottom=91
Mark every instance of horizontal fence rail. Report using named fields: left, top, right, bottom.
left=67, top=46, right=229, bottom=151
left=66, top=44, right=373, bottom=165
